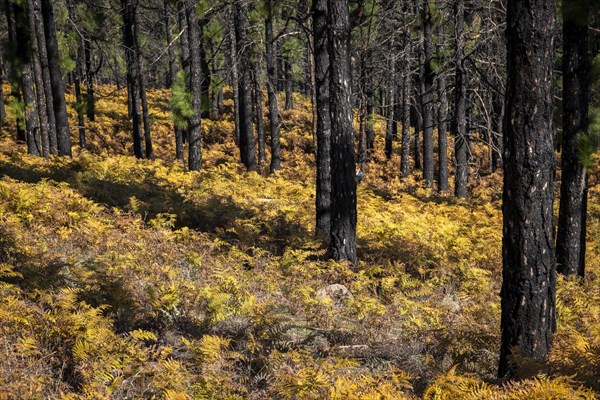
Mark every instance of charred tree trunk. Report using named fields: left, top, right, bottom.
left=265, top=0, right=281, bottom=172
left=556, top=2, right=590, bottom=278
left=453, top=0, right=468, bottom=198
left=401, top=52, right=412, bottom=178
left=83, top=39, right=95, bottom=121
left=228, top=7, right=240, bottom=145
left=234, top=1, right=256, bottom=170
left=186, top=0, right=203, bottom=171
left=314, top=0, right=332, bottom=240
left=14, top=2, right=41, bottom=156
left=421, top=0, right=434, bottom=187
left=41, top=0, right=71, bottom=156
left=121, top=0, right=143, bottom=158
left=437, top=29, right=449, bottom=192
left=253, top=70, right=266, bottom=167
left=0, top=59, right=5, bottom=125
left=284, top=56, right=293, bottom=110
left=328, top=0, right=357, bottom=265
left=165, top=0, right=183, bottom=163
left=491, top=88, right=503, bottom=172
left=499, top=0, right=557, bottom=378
left=385, top=39, right=395, bottom=160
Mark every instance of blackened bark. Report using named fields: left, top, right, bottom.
left=27, top=0, right=49, bottom=158
left=253, top=69, right=266, bottom=167
left=74, top=53, right=86, bottom=149
left=4, top=2, right=25, bottom=142
left=235, top=1, right=256, bottom=170
left=413, top=100, right=422, bottom=169
left=314, top=0, right=332, bottom=239
left=228, top=7, right=240, bottom=145
left=556, top=2, right=590, bottom=278
left=421, top=0, right=434, bottom=187
left=437, top=71, right=448, bottom=192
left=453, top=0, right=468, bottom=198
left=198, top=17, right=211, bottom=118
left=328, top=0, right=357, bottom=265
left=41, top=0, right=71, bottom=157
left=401, top=55, right=412, bottom=178
left=385, top=39, right=395, bottom=160
left=186, top=0, right=202, bottom=171
left=265, top=0, right=281, bottom=172
left=139, top=63, right=154, bottom=159
left=14, top=2, right=41, bottom=156
left=499, top=0, right=557, bottom=378
left=0, top=59, right=5, bottom=125
left=121, top=0, right=143, bottom=158
left=32, top=0, right=55, bottom=154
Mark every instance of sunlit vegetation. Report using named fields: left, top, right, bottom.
left=0, top=84, right=598, bottom=398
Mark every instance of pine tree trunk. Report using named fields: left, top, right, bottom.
left=556, top=2, right=590, bottom=278
left=421, top=0, right=435, bottom=187
left=177, top=1, right=190, bottom=145
left=234, top=1, right=256, bottom=171
left=265, top=0, right=281, bottom=172
left=26, top=0, right=49, bottom=158
left=139, top=62, right=153, bottom=159
left=328, top=0, right=357, bottom=265
left=401, top=53, right=412, bottom=178
left=41, top=0, right=71, bottom=157
left=121, top=0, right=143, bottom=158
left=4, top=1, right=25, bottom=143
left=74, top=55, right=86, bottom=149
left=253, top=69, right=266, bottom=167
left=453, top=0, right=468, bottom=198
left=314, top=0, right=332, bottom=240
left=14, top=2, right=41, bottom=156
left=186, top=0, right=203, bottom=171
left=285, top=57, right=293, bottom=110
left=83, top=39, right=95, bottom=121
left=437, top=69, right=449, bottom=191
left=385, top=38, right=395, bottom=160
left=0, top=58, right=5, bottom=125
left=413, top=100, right=422, bottom=170
left=228, top=6, right=240, bottom=146
left=164, top=0, right=183, bottom=163
left=491, top=88, right=503, bottom=172
left=499, top=0, right=557, bottom=378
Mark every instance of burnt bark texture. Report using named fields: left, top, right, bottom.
left=121, top=0, right=143, bottom=158
left=556, top=0, right=590, bottom=278
left=453, top=0, right=468, bottom=198
left=234, top=0, right=257, bottom=171
left=41, top=0, right=71, bottom=156
left=421, top=0, right=434, bottom=187
left=385, top=39, right=395, bottom=160
left=265, top=0, right=281, bottom=172
left=186, top=0, right=203, bottom=171
left=314, top=0, right=332, bottom=240
left=327, top=0, right=357, bottom=265
left=401, top=53, right=412, bottom=178
left=437, top=69, right=448, bottom=192
left=499, top=0, right=557, bottom=379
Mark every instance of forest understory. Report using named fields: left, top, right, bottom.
left=0, top=85, right=599, bottom=399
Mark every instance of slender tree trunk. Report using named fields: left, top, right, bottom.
left=234, top=0, right=256, bottom=170
left=314, top=0, right=332, bottom=240
left=453, top=0, right=468, bottom=198
left=228, top=7, right=240, bottom=145
left=74, top=55, right=86, bottom=149
left=284, top=57, right=293, bottom=110
left=4, top=2, right=25, bottom=142
left=186, top=0, right=202, bottom=171
left=139, top=62, right=153, bottom=159
left=177, top=1, right=190, bottom=144
left=0, top=58, right=5, bottom=125
left=198, top=17, right=211, bottom=118
left=83, top=38, right=95, bottom=121
left=165, top=0, right=183, bottom=163
left=328, top=0, right=357, bottom=265
left=413, top=100, right=422, bottom=170
left=121, top=0, right=143, bottom=158
left=385, top=38, right=395, bottom=160
left=265, top=0, right=281, bottom=172
left=437, top=71, right=448, bottom=191
left=491, top=89, right=503, bottom=172
left=499, top=0, right=557, bottom=378
left=253, top=69, right=266, bottom=167
left=41, top=0, right=71, bottom=156
left=556, top=2, right=590, bottom=278
left=27, top=0, right=49, bottom=158
left=421, top=0, right=435, bottom=187
left=401, top=53, right=412, bottom=178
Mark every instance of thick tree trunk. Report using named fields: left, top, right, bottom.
left=453, top=0, right=468, bottom=198
left=186, top=0, right=203, bottom=171
left=121, top=0, right=143, bottom=158
left=421, top=0, right=434, bottom=187
left=499, top=0, right=557, bottom=378
left=437, top=70, right=448, bottom=191
left=41, top=0, right=71, bottom=157
left=265, top=0, right=281, bottom=172
left=556, top=3, right=590, bottom=278
left=234, top=1, right=256, bottom=170
left=14, top=2, right=41, bottom=156
left=328, top=0, right=357, bottom=265
left=314, top=0, right=332, bottom=240
left=27, top=0, right=49, bottom=158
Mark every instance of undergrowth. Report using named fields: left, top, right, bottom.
left=0, top=84, right=598, bottom=399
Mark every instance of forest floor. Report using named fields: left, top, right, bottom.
left=0, top=85, right=598, bottom=399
